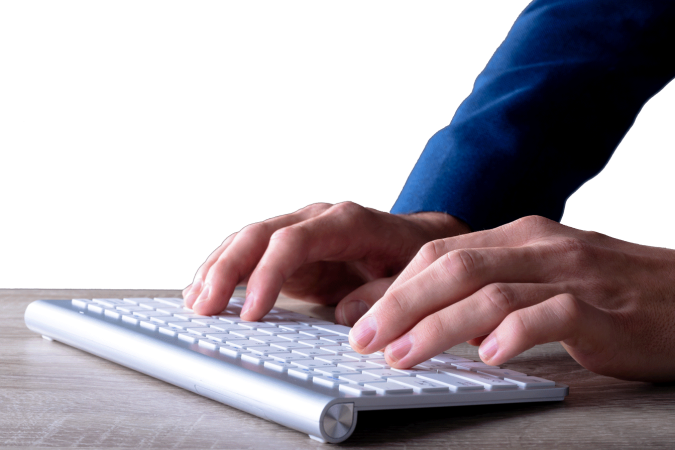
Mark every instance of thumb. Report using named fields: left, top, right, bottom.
left=335, top=276, right=397, bottom=326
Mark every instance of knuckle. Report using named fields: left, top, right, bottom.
left=510, top=215, right=554, bottom=237
left=441, top=249, right=478, bottom=282
left=328, top=201, right=364, bottom=218
left=305, top=202, right=333, bottom=214
left=418, top=314, right=448, bottom=342
left=418, top=239, right=445, bottom=264
left=379, top=288, right=409, bottom=321
left=480, top=283, right=515, bottom=313
left=269, top=224, right=307, bottom=243
left=504, top=309, right=532, bottom=342
left=238, top=221, right=268, bottom=240
left=552, top=237, right=596, bottom=266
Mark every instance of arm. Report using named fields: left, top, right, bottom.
left=392, top=0, right=675, bottom=230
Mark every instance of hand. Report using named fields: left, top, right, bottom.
left=182, top=202, right=470, bottom=324
left=348, top=215, right=675, bottom=382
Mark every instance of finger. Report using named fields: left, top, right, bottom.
left=388, top=215, right=557, bottom=292
left=335, top=276, right=397, bottom=326
left=382, top=282, right=561, bottom=368
left=349, top=246, right=553, bottom=354
left=191, top=203, right=331, bottom=315
left=183, top=234, right=236, bottom=306
left=242, top=202, right=404, bottom=320
left=478, top=293, right=609, bottom=365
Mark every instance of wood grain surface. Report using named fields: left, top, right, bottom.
left=2, top=289, right=674, bottom=449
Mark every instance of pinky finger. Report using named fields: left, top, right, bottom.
left=479, top=293, right=608, bottom=365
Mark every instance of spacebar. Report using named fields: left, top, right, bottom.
left=309, top=324, right=351, bottom=336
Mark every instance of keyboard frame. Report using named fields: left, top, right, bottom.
left=25, top=299, right=568, bottom=443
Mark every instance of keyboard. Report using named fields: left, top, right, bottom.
left=24, top=297, right=568, bottom=443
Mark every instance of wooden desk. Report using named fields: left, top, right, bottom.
left=2, top=289, right=674, bottom=448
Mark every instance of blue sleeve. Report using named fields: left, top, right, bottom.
left=391, top=0, right=675, bottom=231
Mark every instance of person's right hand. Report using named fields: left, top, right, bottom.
left=182, top=202, right=470, bottom=325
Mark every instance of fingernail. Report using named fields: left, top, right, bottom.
left=386, top=333, right=413, bottom=363
left=342, top=300, right=370, bottom=326
left=185, top=279, right=203, bottom=304
left=192, top=284, right=211, bottom=310
left=479, top=335, right=498, bottom=362
left=241, top=293, right=254, bottom=317
left=349, top=315, right=377, bottom=350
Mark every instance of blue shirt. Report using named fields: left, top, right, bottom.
left=391, top=0, right=675, bottom=231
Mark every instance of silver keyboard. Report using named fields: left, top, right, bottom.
left=24, top=297, right=568, bottom=443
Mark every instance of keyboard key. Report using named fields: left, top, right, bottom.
left=320, top=335, right=350, bottom=344
left=270, top=342, right=308, bottom=351
left=205, top=333, right=233, bottom=342
left=156, top=307, right=189, bottom=315
left=219, top=345, right=248, bottom=358
left=297, top=340, right=335, bottom=347
left=476, top=368, right=527, bottom=378
left=215, top=316, right=246, bottom=324
left=225, top=340, right=255, bottom=348
left=122, top=297, right=148, bottom=304
left=159, top=325, right=188, bottom=336
left=137, top=301, right=169, bottom=309
left=288, top=367, right=314, bottom=380
left=435, top=368, right=517, bottom=390
left=229, top=329, right=267, bottom=338
left=132, top=310, right=171, bottom=319
left=121, top=314, right=140, bottom=325
left=173, top=312, right=202, bottom=321
left=269, top=352, right=309, bottom=362
left=292, top=360, right=338, bottom=370
left=247, top=346, right=288, bottom=355
left=314, top=355, right=358, bottom=364
left=191, top=318, right=228, bottom=326
left=364, top=359, right=391, bottom=368
left=275, top=333, right=305, bottom=341
left=389, top=377, right=449, bottom=393
left=241, top=353, right=272, bottom=364
left=198, top=339, right=221, bottom=350
left=264, top=361, right=296, bottom=372
left=163, top=321, right=195, bottom=328
left=104, top=309, right=121, bottom=319
left=249, top=336, right=289, bottom=344
left=313, top=376, right=348, bottom=388
left=415, top=373, right=484, bottom=392
left=149, top=316, right=176, bottom=324
left=318, top=345, right=348, bottom=354
left=115, top=305, right=147, bottom=313
left=257, top=327, right=291, bottom=335
left=292, top=348, right=333, bottom=358
left=178, top=333, right=198, bottom=344
left=361, top=369, right=409, bottom=379
left=140, top=321, right=158, bottom=331
left=313, top=367, right=360, bottom=377
left=299, top=329, right=338, bottom=337
left=296, top=318, right=334, bottom=325
left=390, top=366, right=434, bottom=375
left=92, top=298, right=126, bottom=307
left=342, top=352, right=384, bottom=361
left=339, top=373, right=383, bottom=384
left=430, top=354, right=473, bottom=364
left=237, top=322, right=278, bottom=329
left=278, top=324, right=314, bottom=331
left=309, top=324, right=352, bottom=336
left=72, top=299, right=91, bottom=309
left=186, top=327, right=214, bottom=336
left=87, top=304, right=104, bottom=314
left=503, top=375, right=555, bottom=388
left=154, top=297, right=184, bottom=306
left=209, top=323, right=245, bottom=332
left=337, top=361, right=373, bottom=371
left=339, top=384, right=377, bottom=396
left=452, top=362, right=501, bottom=371
left=363, top=381, right=413, bottom=395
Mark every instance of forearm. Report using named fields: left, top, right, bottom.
left=392, top=0, right=675, bottom=230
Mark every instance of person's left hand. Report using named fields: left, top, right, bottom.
left=348, top=215, right=675, bottom=382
